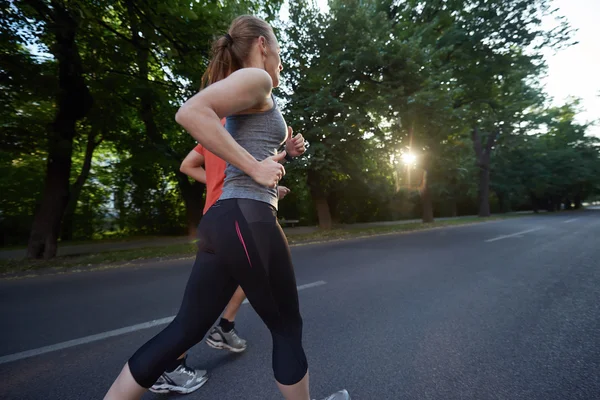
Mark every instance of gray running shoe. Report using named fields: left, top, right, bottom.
left=319, top=389, right=351, bottom=400
left=149, top=358, right=208, bottom=394
left=206, top=325, right=247, bottom=353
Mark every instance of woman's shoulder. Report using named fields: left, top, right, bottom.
left=227, top=68, right=272, bottom=91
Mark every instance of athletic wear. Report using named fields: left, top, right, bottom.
left=218, top=317, right=235, bottom=332
left=149, top=357, right=208, bottom=394
left=193, top=144, right=225, bottom=214
left=128, top=198, right=307, bottom=387
left=206, top=325, right=247, bottom=352
left=193, top=117, right=227, bottom=215
left=220, top=95, right=287, bottom=209
left=164, top=356, right=183, bottom=373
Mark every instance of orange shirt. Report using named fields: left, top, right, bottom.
left=194, top=118, right=228, bottom=215
left=194, top=144, right=226, bottom=215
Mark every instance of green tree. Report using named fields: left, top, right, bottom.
left=284, top=0, right=422, bottom=227
left=2, top=0, right=284, bottom=256
left=11, top=0, right=94, bottom=258
left=490, top=101, right=600, bottom=212
left=432, top=0, right=571, bottom=216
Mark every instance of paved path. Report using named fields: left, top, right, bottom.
left=1, top=210, right=599, bottom=399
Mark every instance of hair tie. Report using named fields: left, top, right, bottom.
left=224, top=33, right=233, bottom=44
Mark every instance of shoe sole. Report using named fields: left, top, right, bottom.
left=149, top=375, right=209, bottom=394
left=206, top=337, right=247, bottom=353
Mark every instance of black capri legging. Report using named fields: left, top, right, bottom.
left=128, top=198, right=308, bottom=388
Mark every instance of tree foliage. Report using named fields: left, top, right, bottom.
left=1, top=0, right=598, bottom=255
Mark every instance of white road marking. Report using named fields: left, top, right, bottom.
left=485, top=228, right=542, bottom=243
left=563, top=218, right=578, bottom=223
left=0, top=317, right=175, bottom=365
left=0, top=280, right=327, bottom=365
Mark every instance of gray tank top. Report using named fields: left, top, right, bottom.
left=220, top=95, right=287, bottom=209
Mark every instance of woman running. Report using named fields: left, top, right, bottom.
left=104, top=15, right=349, bottom=400
left=149, top=130, right=300, bottom=395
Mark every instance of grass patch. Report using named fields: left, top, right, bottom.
left=286, top=215, right=513, bottom=244
left=0, top=242, right=198, bottom=276
left=0, top=215, right=515, bottom=277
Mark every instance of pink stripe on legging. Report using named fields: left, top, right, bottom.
left=235, top=220, right=253, bottom=268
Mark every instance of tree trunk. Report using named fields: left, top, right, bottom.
left=420, top=170, right=434, bottom=223
left=314, top=196, right=332, bottom=229
left=477, top=166, right=491, bottom=217
left=530, top=193, right=539, bottom=213
left=307, top=169, right=332, bottom=229
left=327, top=191, right=341, bottom=225
left=60, top=128, right=102, bottom=241
left=26, top=1, right=93, bottom=259
left=471, top=126, right=498, bottom=217
left=450, top=198, right=458, bottom=217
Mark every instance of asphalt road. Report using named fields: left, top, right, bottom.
left=1, top=210, right=599, bottom=399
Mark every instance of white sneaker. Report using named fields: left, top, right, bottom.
left=206, top=325, right=247, bottom=353
left=149, top=357, right=208, bottom=394
left=318, top=389, right=351, bottom=400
